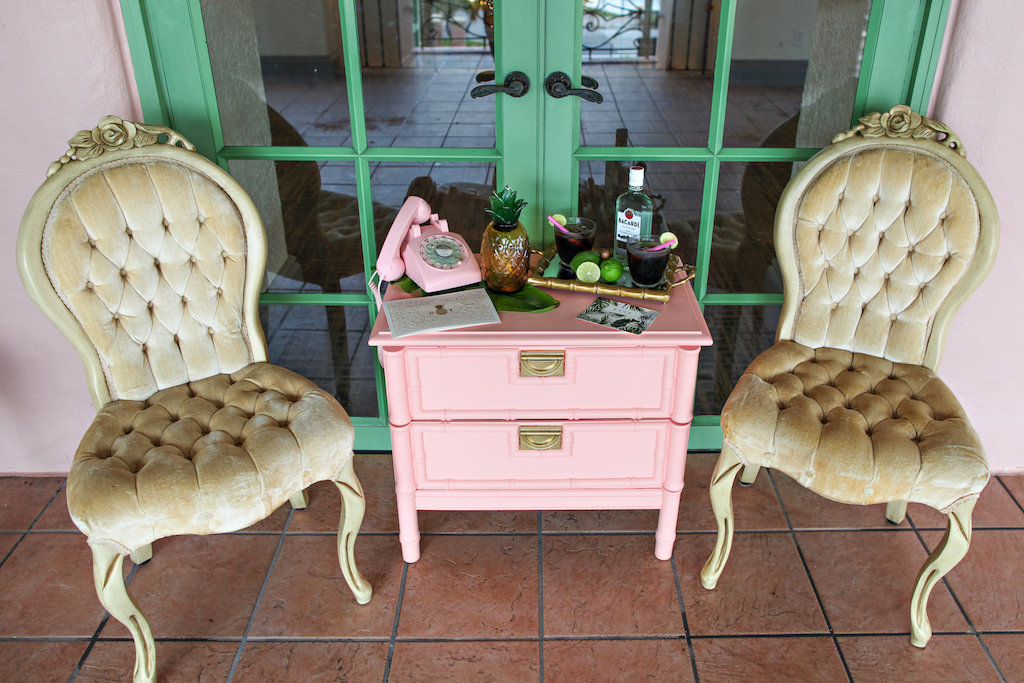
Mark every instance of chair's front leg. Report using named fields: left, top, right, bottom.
left=700, top=445, right=744, bottom=590
left=90, top=541, right=156, bottom=683
left=909, top=497, right=976, bottom=647
left=334, top=458, right=372, bottom=604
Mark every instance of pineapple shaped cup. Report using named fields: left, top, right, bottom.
left=480, top=186, right=530, bottom=293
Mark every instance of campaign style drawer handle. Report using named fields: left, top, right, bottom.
left=519, top=426, right=562, bottom=450
left=519, top=350, right=565, bottom=377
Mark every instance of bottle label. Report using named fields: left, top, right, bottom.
left=616, top=209, right=642, bottom=242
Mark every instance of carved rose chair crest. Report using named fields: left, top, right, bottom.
left=700, top=106, right=998, bottom=648
left=17, top=116, right=372, bottom=682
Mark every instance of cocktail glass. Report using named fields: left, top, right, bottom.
left=554, top=217, right=596, bottom=276
left=626, top=235, right=670, bottom=287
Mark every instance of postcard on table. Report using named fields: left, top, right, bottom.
left=577, top=297, right=659, bottom=334
left=382, top=287, right=500, bottom=338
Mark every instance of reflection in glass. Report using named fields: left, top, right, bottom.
left=261, top=304, right=380, bottom=418
left=695, top=305, right=781, bottom=415
left=578, top=160, right=704, bottom=268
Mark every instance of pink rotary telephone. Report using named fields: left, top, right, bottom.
left=376, top=196, right=482, bottom=292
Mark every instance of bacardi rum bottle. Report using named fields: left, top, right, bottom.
left=614, top=165, right=653, bottom=261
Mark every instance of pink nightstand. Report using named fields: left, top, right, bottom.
left=368, top=282, right=712, bottom=562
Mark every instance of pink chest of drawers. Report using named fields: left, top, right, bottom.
left=368, top=284, right=712, bottom=562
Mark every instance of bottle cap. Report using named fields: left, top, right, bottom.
left=628, top=165, right=644, bottom=189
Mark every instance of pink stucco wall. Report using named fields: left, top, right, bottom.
left=0, top=1, right=1020, bottom=473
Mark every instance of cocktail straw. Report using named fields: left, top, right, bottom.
left=547, top=215, right=572, bottom=234
left=650, top=238, right=677, bottom=251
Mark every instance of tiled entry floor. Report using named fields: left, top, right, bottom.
left=1, top=452, right=1023, bottom=681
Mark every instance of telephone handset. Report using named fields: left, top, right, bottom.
left=376, top=196, right=482, bottom=292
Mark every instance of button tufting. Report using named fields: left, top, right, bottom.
left=119, top=268, right=127, bottom=277
left=153, top=258, right=160, bottom=266
left=85, top=282, right=93, bottom=290
left=189, top=256, right=197, bottom=264
left=147, top=301, right=154, bottom=309
left=173, top=334, right=180, bottom=343
left=208, top=327, right=215, bottom=336
left=88, top=238, right=96, bottom=247
left=112, top=313, right=119, bottom=321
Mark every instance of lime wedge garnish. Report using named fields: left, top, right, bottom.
left=575, top=260, right=601, bottom=283
left=551, top=213, right=567, bottom=226
left=659, top=231, right=678, bottom=245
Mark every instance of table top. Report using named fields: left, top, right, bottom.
left=368, top=281, right=713, bottom=349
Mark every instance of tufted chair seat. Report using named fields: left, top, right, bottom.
left=699, top=107, right=998, bottom=648
left=722, top=341, right=987, bottom=511
left=18, top=118, right=371, bottom=682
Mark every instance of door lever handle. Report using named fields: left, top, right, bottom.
left=544, top=72, right=603, bottom=104
left=471, top=70, right=530, bottom=98
left=475, top=70, right=495, bottom=83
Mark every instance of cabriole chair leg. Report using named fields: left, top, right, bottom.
left=701, top=445, right=744, bottom=590
left=886, top=500, right=908, bottom=524
left=334, top=458, right=372, bottom=604
left=90, top=542, right=156, bottom=683
left=909, top=497, right=976, bottom=647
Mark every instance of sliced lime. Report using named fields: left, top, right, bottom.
left=575, top=260, right=601, bottom=283
left=551, top=213, right=567, bottom=226
left=599, top=258, right=623, bottom=283
left=569, top=250, right=601, bottom=270
left=659, top=231, right=678, bottom=245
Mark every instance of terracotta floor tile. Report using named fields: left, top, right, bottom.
left=420, top=509, right=538, bottom=534
left=0, top=533, right=107, bottom=636
left=998, top=475, right=1024, bottom=514
left=0, top=532, right=19, bottom=558
left=921, top=528, right=1024, bottom=632
left=232, top=640, right=389, bottom=682
left=690, top=636, right=846, bottom=681
left=33, top=493, right=78, bottom=531
left=839, top=634, right=1000, bottom=680
left=797, top=529, right=965, bottom=635
left=398, top=535, right=539, bottom=639
left=544, top=638, right=694, bottom=682
left=675, top=532, right=829, bottom=636
left=78, top=640, right=238, bottom=682
left=249, top=534, right=402, bottom=638
left=677, top=452, right=789, bottom=532
left=287, top=454, right=400, bottom=533
left=908, top=478, right=1024, bottom=529
left=0, top=478, right=63, bottom=531
left=543, top=535, right=684, bottom=637
left=389, top=640, right=539, bottom=682
left=773, top=470, right=907, bottom=529
left=980, top=633, right=1024, bottom=681
left=542, top=508, right=660, bottom=533
left=100, top=533, right=278, bottom=639
left=0, top=640, right=87, bottom=681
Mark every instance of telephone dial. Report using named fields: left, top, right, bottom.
left=376, top=196, right=481, bottom=292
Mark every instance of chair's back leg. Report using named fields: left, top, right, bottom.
left=701, top=444, right=744, bottom=590
left=886, top=500, right=908, bottom=524
left=333, top=457, right=372, bottom=604
left=90, top=541, right=156, bottom=683
left=909, top=497, right=976, bottom=647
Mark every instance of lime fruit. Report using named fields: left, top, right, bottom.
left=659, top=231, right=678, bottom=246
left=551, top=213, right=567, bottom=226
left=569, top=250, right=601, bottom=270
left=599, top=258, right=623, bottom=283
left=575, top=260, right=601, bottom=283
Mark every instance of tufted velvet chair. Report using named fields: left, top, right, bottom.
left=17, top=117, right=372, bottom=682
left=699, top=106, right=998, bottom=648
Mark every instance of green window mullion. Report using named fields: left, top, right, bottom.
left=702, top=293, right=784, bottom=306
left=184, top=0, right=226, bottom=166
left=219, top=146, right=501, bottom=163
left=707, top=0, right=738, bottom=155
left=693, top=155, right=720, bottom=304
left=338, top=0, right=368, bottom=154
left=260, top=293, right=372, bottom=306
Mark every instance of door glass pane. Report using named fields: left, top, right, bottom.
left=261, top=304, right=380, bottom=418
left=578, top=160, right=704, bottom=268
left=725, top=0, right=872, bottom=148
left=707, top=161, right=788, bottom=294
left=695, top=304, right=781, bottom=415
left=201, top=0, right=350, bottom=146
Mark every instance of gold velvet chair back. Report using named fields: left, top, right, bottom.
left=18, top=117, right=371, bottom=683
left=700, top=106, right=998, bottom=648
left=774, top=107, right=998, bottom=369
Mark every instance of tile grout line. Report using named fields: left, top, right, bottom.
left=907, top=513, right=1007, bottom=681
left=537, top=511, right=544, bottom=683
left=670, top=549, right=700, bottom=682
left=381, top=560, right=409, bottom=682
left=224, top=505, right=296, bottom=682
left=766, top=470, right=854, bottom=682
left=0, top=480, right=67, bottom=571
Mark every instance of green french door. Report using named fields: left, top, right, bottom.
left=120, top=0, right=951, bottom=451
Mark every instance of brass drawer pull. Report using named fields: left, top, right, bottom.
left=519, top=350, right=565, bottom=377
left=519, top=426, right=562, bottom=450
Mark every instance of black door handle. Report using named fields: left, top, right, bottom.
left=544, top=72, right=603, bottom=104
left=475, top=70, right=495, bottom=83
left=471, top=71, right=530, bottom=98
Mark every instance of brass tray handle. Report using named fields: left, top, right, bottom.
left=520, top=350, right=565, bottom=377
left=519, top=426, right=563, bottom=450
left=527, top=247, right=695, bottom=303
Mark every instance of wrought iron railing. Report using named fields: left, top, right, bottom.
left=413, top=0, right=658, bottom=60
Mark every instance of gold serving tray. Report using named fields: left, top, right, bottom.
left=527, top=247, right=695, bottom=303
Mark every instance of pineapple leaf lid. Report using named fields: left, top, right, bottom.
left=485, top=185, right=528, bottom=227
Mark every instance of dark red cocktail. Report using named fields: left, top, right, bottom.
left=554, top=217, right=596, bottom=271
left=626, top=235, right=669, bottom=287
